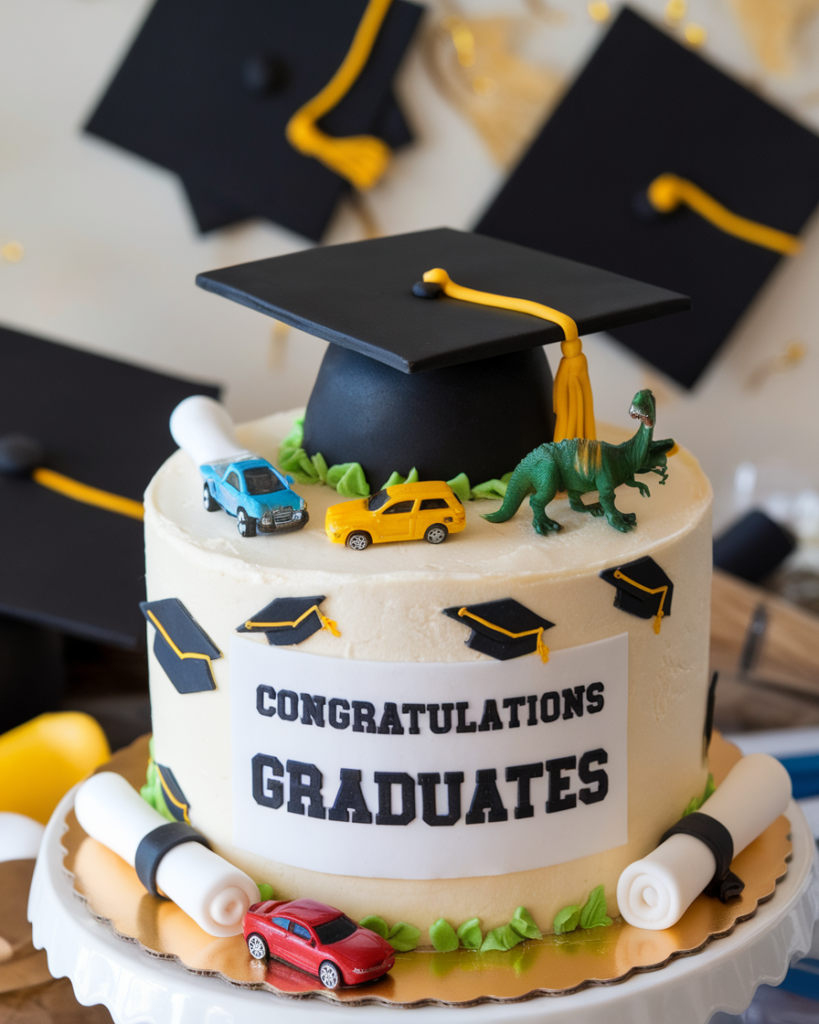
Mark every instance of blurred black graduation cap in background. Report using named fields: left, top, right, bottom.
left=476, top=6, right=819, bottom=388
left=600, top=556, right=674, bottom=632
left=196, top=227, right=689, bottom=489
left=85, top=0, right=423, bottom=240
left=236, top=595, right=340, bottom=646
left=0, top=325, right=219, bottom=651
left=141, top=598, right=221, bottom=693
left=443, top=599, right=554, bottom=661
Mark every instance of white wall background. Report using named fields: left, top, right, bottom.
left=2, top=0, right=819, bottom=530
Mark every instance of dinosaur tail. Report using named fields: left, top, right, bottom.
left=481, top=469, right=534, bottom=524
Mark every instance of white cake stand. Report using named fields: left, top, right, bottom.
left=29, top=785, right=819, bottom=1024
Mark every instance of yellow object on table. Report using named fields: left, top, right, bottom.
left=0, top=713, right=110, bottom=824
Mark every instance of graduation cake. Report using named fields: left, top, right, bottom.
left=139, top=227, right=717, bottom=939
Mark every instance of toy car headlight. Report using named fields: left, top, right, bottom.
left=292, top=509, right=302, bottom=520
left=261, top=510, right=274, bottom=525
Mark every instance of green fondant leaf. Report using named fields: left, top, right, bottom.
left=139, top=750, right=173, bottom=822
left=387, top=922, right=421, bottom=952
left=278, top=444, right=321, bottom=485
left=579, top=885, right=612, bottom=930
left=470, top=472, right=513, bottom=501
left=311, top=451, right=329, bottom=484
left=683, top=772, right=717, bottom=817
left=429, top=918, right=459, bottom=952
left=256, top=883, right=274, bottom=901
left=510, top=906, right=542, bottom=940
left=552, top=905, right=581, bottom=935
left=405, top=467, right=419, bottom=484
left=326, top=462, right=370, bottom=498
left=381, top=471, right=406, bottom=489
left=480, top=924, right=524, bottom=952
left=456, top=917, right=483, bottom=950
left=360, top=915, right=389, bottom=939
left=446, top=473, right=472, bottom=504
left=280, top=415, right=305, bottom=450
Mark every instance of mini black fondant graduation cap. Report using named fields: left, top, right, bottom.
left=0, top=326, right=219, bottom=649
left=475, top=6, right=819, bottom=388
left=236, top=595, right=340, bottom=646
left=600, top=556, right=673, bottom=634
left=85, top=0, right=423, bottom=240
left=155, top=763, right=192, bottom=824
left=140, top=598, right=221, bottom=693
left=443, top=599, right=554, bottom=662
left=197, top=227, right=689, bottom=488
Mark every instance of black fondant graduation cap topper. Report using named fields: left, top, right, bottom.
left=475, top=6, right=819, bottom=388
left=197, top=227, right=688, bottom=488
left=140, top=599, right=222, bottom=693
left=443, top=598, right=554, bottom=662
left=236, top=595, right=340, bottom=646
left=0, top=326, right=218, bottom=649
left=600, top=556, right=673, bottom=634
left=84, top=0, right=423, bottom=240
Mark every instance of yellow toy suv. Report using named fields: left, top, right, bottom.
left=325, top=481, right=466, bottom=550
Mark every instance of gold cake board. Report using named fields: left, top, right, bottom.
left=60, top=733, right=791, bottom=1008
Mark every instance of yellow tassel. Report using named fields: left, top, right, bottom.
left=286, top=0, right=394, bottom=191
left=647, top=174, right=802, bottom=256
left=422, top=268, right=596, bottom=442
left=32, top=466, right=144, bottom=521
left=552, top=337, right=596, bottom=444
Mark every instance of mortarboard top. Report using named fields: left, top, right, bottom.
left=236, top=596, right=340, bottom=647
left=85, top=0, right=423, bottom=241
left=475, top=6, right=819, bottom=388
left=197, top=227, right=689, bottom=488
left=443, top=599, right=554, bottom=662
left=599, top=556, right=673, bottom=634
left=140, top=598, right=221, bottom=694
left=0, top=327, right=219, bottom=649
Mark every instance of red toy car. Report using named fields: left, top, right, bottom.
left=243, top=898, right=395, bottom=989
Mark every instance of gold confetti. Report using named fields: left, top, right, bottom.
left=746, top=340, right=807, bottom=390
left=588, top=2, right=611, bottom=22
left=424, top=14, right=563, bottom=168
left=684, top=22, right=708, bottom=46
left=730, top=0, right=819, bottom=74
left=472, top=75, right=498, bottom=96
left=1, top=241, right=24, bottom=263
left=665, top=0, right=687, bottom=23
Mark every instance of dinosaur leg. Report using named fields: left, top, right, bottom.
left=598, top=487, right=637, bottom=532
left=530, top=476, right=562, bottom=534
left=567, top=490, right=604, bottom=516
left=623, top=477, right=651, bottom=498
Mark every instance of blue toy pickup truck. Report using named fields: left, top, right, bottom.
left=201, top=456, right=308, bottom=537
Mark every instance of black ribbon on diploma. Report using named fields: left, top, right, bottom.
left=135, top=821, right=211, bottom=898
left=659, top=811, right=745, bottom=903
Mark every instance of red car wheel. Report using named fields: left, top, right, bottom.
left=318, top=960, right=341, bottom=989
left=246, top=932, right=268, bottom=961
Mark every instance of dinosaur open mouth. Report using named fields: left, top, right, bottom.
left=629, top=403, right=654, bottom=428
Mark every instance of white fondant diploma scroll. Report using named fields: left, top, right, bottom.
left=230, top=633, right=628, bottom=880
left=617, top=753, right=792, bottom=930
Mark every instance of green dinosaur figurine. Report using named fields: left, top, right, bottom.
left=483, top=390, right=675, bottom=535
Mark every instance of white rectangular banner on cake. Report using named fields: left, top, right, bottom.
left=230, top=633, right=628, bottom=880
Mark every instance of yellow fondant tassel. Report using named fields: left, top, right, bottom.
left=286, top=0, right=394, bottom=191
left=647, top=173, right=802, bottom=256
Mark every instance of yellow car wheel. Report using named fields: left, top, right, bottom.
left=347, top=531, right=372, bottom=550
left=424, top=524, right=448, bottom=545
